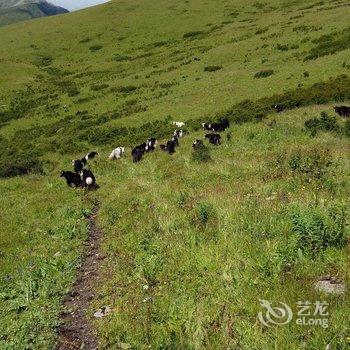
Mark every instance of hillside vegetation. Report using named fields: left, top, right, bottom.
left=0, top=0, right=68, bottom=27
left=0, top=0, right=349, bottom=349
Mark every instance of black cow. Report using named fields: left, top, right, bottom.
left=60, top=171, right=82, bottom=188
left=132, top=146, right=145, bottom=163
left=202, top=122, right=212, bottom=131
left=210, top=122, right=226, bottom=132
left=220, top=117, right=230, bottom=130
left=81, top=169, right=99, bottom=190
left=274, top=104, right=285, bottom=113
left=205, top=133, right=221, bottom=145
left=171, top=135, right=179, bottom=146
left=334, top=106, right=350, bottom=117
left=166, top=140, right=176, bottom=154
left=85, top=151, right=98, bottom=160
left=72, top=158, right=87, bottom=173
left=192, top=139, right=204, bottom=150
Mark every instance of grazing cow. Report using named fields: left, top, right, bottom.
left=81, top=169, right=99, bottom=190
left=166, top=140, right=176, bottom=154
left=209, top=122, right=226, bottom=132
left=85, top=151, right=98, bottom=160
left=334, top=106, right=350, bottom=117
left=173, top=121, right=185, bottom=128
left=192, top=139, right=204, bottom=150
left=171, top=135, right=179, bottom=146
left=109, top=147, right=125, bottom=160
left=173, top=129, right=184, bottom=138
left=205, top=133, right=221, bottom=145
left=145, top=138, right=157, bottom=152
left=132, top=146, right=145, bottom=163
left=60, top=170, right=82, bottom=188
left=202, top=122, right=212, bottom=131
left=220, top=117, right=230, bottom=130
left=159, top=144, right=167, bottom=151
left=274, top=104, right=285, bottom=113
left=72, top=158, right=87, bottom=173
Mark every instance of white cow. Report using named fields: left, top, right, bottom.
left=173, top=121, right=185, bottom=128
left=109, top=147, right=125, bottom=160
left=173, top=129, right=184, bottom=138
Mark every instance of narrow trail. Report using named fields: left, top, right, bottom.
left=57, top=205, right=104, bottom=350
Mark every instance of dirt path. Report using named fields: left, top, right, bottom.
left=57, top=205, right=104, bottom=350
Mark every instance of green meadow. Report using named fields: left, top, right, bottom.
left=0, top=0, right=349, bottom=348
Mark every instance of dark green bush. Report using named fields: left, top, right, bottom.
left=196, top=202, right=215, bottom=225
left=254, top=69, right=274, bottom=78
left=305, top=111, right=340, bottom=136
left=0, top=137, right=43, bottom=178
left=183, top=31, right=204, bottom=39
left=90, top=83, right=109, bottom=91
left=112, top=85, right=138, bottom=93
left=291, top=205, right=348, bottom=257
left=305, top=27, right=350, bottom=60
left=33, top=55, right=53, bottom=67
left=204, top=65, right=223, bottom=72
left=344, top=120, right=350, bottom=137
left=89, top=45, right=103, bottom=52
left=192, top=143, right=211, bottom=163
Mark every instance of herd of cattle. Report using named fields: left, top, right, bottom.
left=60, top=105, right=350, bottom=190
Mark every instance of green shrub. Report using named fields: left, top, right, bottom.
left=89, top=45, right=103, bottom=52
left=304, top=111, right=340, bottom=136
left=254, top=69, right=274, bottom=78
left=276, top=43, right=289, bottom=51
left=204, top=65, right=223, bottom=72
left=33, top=55, right=53, bottom=67
left=196, top=202, right=215, bottom=225
left=183, top=31, right=204, bottom=39
left=343, top=120, right=350, bottom=137
left=291, top=205, right=348, bottom=257
left=0, top=138, right=43, bottom=178
left=112, top=85, right=138, bottom=93
left=192, top=143, right=211, bottom=163
left=90, top=83, right=109, bottom=91
left=305, top=27, right=350, bottom=60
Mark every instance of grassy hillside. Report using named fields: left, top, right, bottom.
left=0, top=0, right=349, bottom=348
left=0, top=0, right=68, bottom=27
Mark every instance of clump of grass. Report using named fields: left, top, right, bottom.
left=79, top=37, right=91, bottom=43
left=112, top=54, right=131, bottom=62
left=254, top=69, right=274, bottom=79
left=33, top=55, right=53, bottom=67
left=305, top=27, right=350, bottom=60
left=196, top=202, right=215, bottom=225
left=304, top=111, right=339, bottom=136
left=290, top=205, right=348, bottom=257
left=204, top=65, right=223, bottom=72
left=90, top=83, right=109, bottom=91
left=192, top=143, right=211, bottom=162
left=255, top=27, right=269, bottom=35
left=89, top=45, right=103, bottom=52
left=112, top=85, right=138, bottom=94
left=183, top=31, right=204, bottom=39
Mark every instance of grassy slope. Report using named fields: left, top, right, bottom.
left=0, top=0, right=349, bottom=348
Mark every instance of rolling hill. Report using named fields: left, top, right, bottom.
left=0, top=0, right=68, bottom=27
left=0, top=0, right=349, bottom=349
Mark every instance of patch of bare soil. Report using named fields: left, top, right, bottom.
left=57, top=206, right=105, bottom=350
